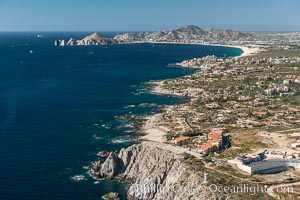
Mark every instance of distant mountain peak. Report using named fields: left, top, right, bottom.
left=175, top=25, right=205, bottom=33
left=88, top=32, right=105, bottom=40
left=181, top=25, right=202, bottom=29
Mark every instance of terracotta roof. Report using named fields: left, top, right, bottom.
left=238, top=113, right=248, bottom=117
left=209, top=139, right=222, bottom=143
left=209, top=132, right=222, bottom=138
left=173, top=136, right=190, bottom=142
left=199, top=143, right=215, bottom=151
left=197, top=128, right=226, bottom=151
left=252, top=111, right=267, bottom=115
left=210, top=129, right=224, bottom=135
left=199, top=143, right=216, bottom=151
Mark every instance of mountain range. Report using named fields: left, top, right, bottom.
left=114, top=25, right=253, bottom=42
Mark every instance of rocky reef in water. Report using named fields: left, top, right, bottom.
left=89, top=142, right=220, bottom=200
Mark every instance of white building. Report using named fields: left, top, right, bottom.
left=229, top=153, right=300, bottom=174
left=236, top=159, right=287, bottom=174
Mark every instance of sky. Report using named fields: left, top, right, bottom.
left=0, top=0, right=300, bottom=32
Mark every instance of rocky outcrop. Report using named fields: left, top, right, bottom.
left=66, top=38, right=76, bottom=46
left=54, top=39, right=65, bottom=46
left=98, top=150, right=110, bottom=157
left=102, top=192, right=120, bottom=200
left=90, top=143, right=219, bottom=200
left=90, top=152, right=124, bottom=179
left=66, top=32, right=118, bottom=46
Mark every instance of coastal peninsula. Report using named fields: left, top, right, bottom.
left=54, top=25, right=254, bottom=48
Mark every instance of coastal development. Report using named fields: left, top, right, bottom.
left=57, top=25, right=300, bottom=199
left=4, top=0, right=300, bottom=199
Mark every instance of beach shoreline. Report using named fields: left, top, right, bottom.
left=130, top=40, right=261, bottom=58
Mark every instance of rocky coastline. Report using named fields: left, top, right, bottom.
left=86, top=50, right=255, bottom=199
left=89, top=143, right=219, bottom=200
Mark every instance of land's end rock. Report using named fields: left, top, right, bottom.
left=66, top=38, right=76, bottom=46
left=66, top=32, right=118, bottom=46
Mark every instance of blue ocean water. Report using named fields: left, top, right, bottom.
left=0, top=32, right=242, bottom=200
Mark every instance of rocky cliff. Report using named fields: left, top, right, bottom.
left=90, top=142, right=219, bottom=200
left=66, top=32, right=117, bottom=46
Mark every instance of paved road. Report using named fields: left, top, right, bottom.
left=275, top=127, right=300, bottom=133
left=143, top=140, right=203, bottom=159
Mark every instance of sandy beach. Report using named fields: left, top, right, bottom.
left=133, top=41, right=261, bottom=58
left=192, top=43, right=261, bottom=57
left=231, top=45, right=261, bottom=57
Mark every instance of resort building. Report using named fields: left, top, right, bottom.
left=198, top=128, right=227, bottom=154
left=171, top=136, right=190, bottom=146
left=229, top=152, right=300, bottom=174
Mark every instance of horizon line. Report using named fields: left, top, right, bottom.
left=1, top=30, right=300, bottom=33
